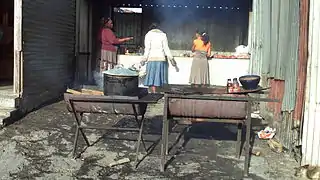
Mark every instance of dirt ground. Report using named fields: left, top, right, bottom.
left=0, top=100, right=301, bottom=180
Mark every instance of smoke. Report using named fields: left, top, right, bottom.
left=150, top=0, right=204, bottom=49
left=93, top=71, right=104, bottom=90
left=155, top=5, right=196, bottom=30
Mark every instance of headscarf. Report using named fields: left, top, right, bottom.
left=201, top=32, right=210, bottom=46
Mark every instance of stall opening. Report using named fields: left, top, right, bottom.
left=111, top=0, right=251, bottom=53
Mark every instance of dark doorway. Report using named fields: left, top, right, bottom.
left=0, top=0, right=14, bottom=87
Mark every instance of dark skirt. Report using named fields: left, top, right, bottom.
left=144, top=61, right=168, bottom=87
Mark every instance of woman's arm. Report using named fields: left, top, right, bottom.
left=143, top=34, right=151, bottom=60
left=191, top=40, right=196, bottom=52
left=102, top=29, right=132, bottom=44
left=192, top=45, right=196, bottom=52
left=162, top=34, right=173, bottom=60
left=118, top=37, right=133, bottom=43
left=207, top=42, right=212, bottom=57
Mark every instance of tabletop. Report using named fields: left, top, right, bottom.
left=64, top=93, right=164, bottom=104
left=160, top=84, right=271, bottom=96
left=164, top=93, right=279, bottom=103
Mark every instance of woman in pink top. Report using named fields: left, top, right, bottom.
left=100, top=18, right=133, bottom=72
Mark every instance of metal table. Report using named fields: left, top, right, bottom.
left=160, top=90, right=278, bottom=177
left=64, top=92, right=163, bottom=165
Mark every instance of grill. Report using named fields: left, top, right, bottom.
left=159, top=85, right=278, bottom=178
left=64, top=87, right=163, bottom=166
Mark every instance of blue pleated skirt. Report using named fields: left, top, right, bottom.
left=144, top=61, right=168, bottom=87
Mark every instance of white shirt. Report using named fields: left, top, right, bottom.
left=143, top=29, right=173, bottom=61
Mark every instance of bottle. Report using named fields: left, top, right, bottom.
left=232, top=78, right=240, bottom=92
left=227, top=79, right=233, bottom=93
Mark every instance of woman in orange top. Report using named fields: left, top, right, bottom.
left=189, top=32, right=211, bottom=86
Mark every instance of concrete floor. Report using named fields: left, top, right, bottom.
left=0, top=100, right=301, bottom=180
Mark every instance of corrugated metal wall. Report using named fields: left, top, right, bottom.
left=74, top=0, right=92, bottom=84
left=251, top=0, right=299, bottom=109
left=281, top=0, right=299, bottom=112
left=294, top=0, right=309, bottom=124
left=114, top=13, right=143, bottom=47
left=301, top=0, right=320, bottom=166
left=250, top=0, right=300, bottom=150
left=21, top=0, right=76, bottom=111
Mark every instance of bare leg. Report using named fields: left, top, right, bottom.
left=151, top=86, right=156, bottom=93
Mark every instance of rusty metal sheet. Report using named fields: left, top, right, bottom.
left=64, top=93, right=147, bottom=116
left=168, top=94, right=247, bottom=119
left=293, top=0, right=309, bottom=121
left=267, top=79, right=285, bottom=120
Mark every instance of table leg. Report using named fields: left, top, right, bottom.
left=165, top=117, right=169, bottom=156
left=76, top=113, right=90, bottom=146
left=244, top=100, right=252, bottom=177
left=161, top=96, right=169, bottom=172
left=133, top=115, right=147, bottom=151
left=72, top=113, right=90, bottom=158
left=72, top=122, right=80, bottom=158
left=135, top=116, right=146, bottom=164
left=70, top=101, right=90, bottom=158
left=236, top=123, right=243, bottom=159
left=132, top=104, right=147, bottom=165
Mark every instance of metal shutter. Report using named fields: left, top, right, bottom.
left=22, top=0, right=76, bottom=111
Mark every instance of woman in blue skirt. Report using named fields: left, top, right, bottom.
left=141, top=23, right=175, bottom=93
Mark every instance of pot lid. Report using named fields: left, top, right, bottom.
left=102, top=65, right=139, bottom=76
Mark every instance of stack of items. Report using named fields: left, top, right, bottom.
left=226, top=78, right=241, bottom=93
left=234, top=45, right=250, bottom=59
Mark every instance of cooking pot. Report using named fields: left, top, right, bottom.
left=102, top=65, right=139, bottom=96
left=239, top=75, right=260, bottom=90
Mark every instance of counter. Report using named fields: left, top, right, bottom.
left=118, top=55, right=250, bottom=86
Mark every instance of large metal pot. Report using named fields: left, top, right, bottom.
left=102, top=65, right=139, bottom=96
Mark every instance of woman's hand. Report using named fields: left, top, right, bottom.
left=126, top=37, right=133, bottom=41
left=140, top=58, right=147, bottom=66
left=169, top=57, right=177, bottom=67
left=140, top=61, right=146, bottom=66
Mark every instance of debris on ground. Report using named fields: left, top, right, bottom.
left=109, top=158, right=131, bottom=167
left=66, top=88, right=104, bottom=95
left=251, top=151, right=261, bottom=156
left=257, top=126, right=276, bottom=139
left=251, top=111, right=263, bottom=119
left=294, top=165, right=320, bottom=179
left=267, top=139, right=283, bottom=153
